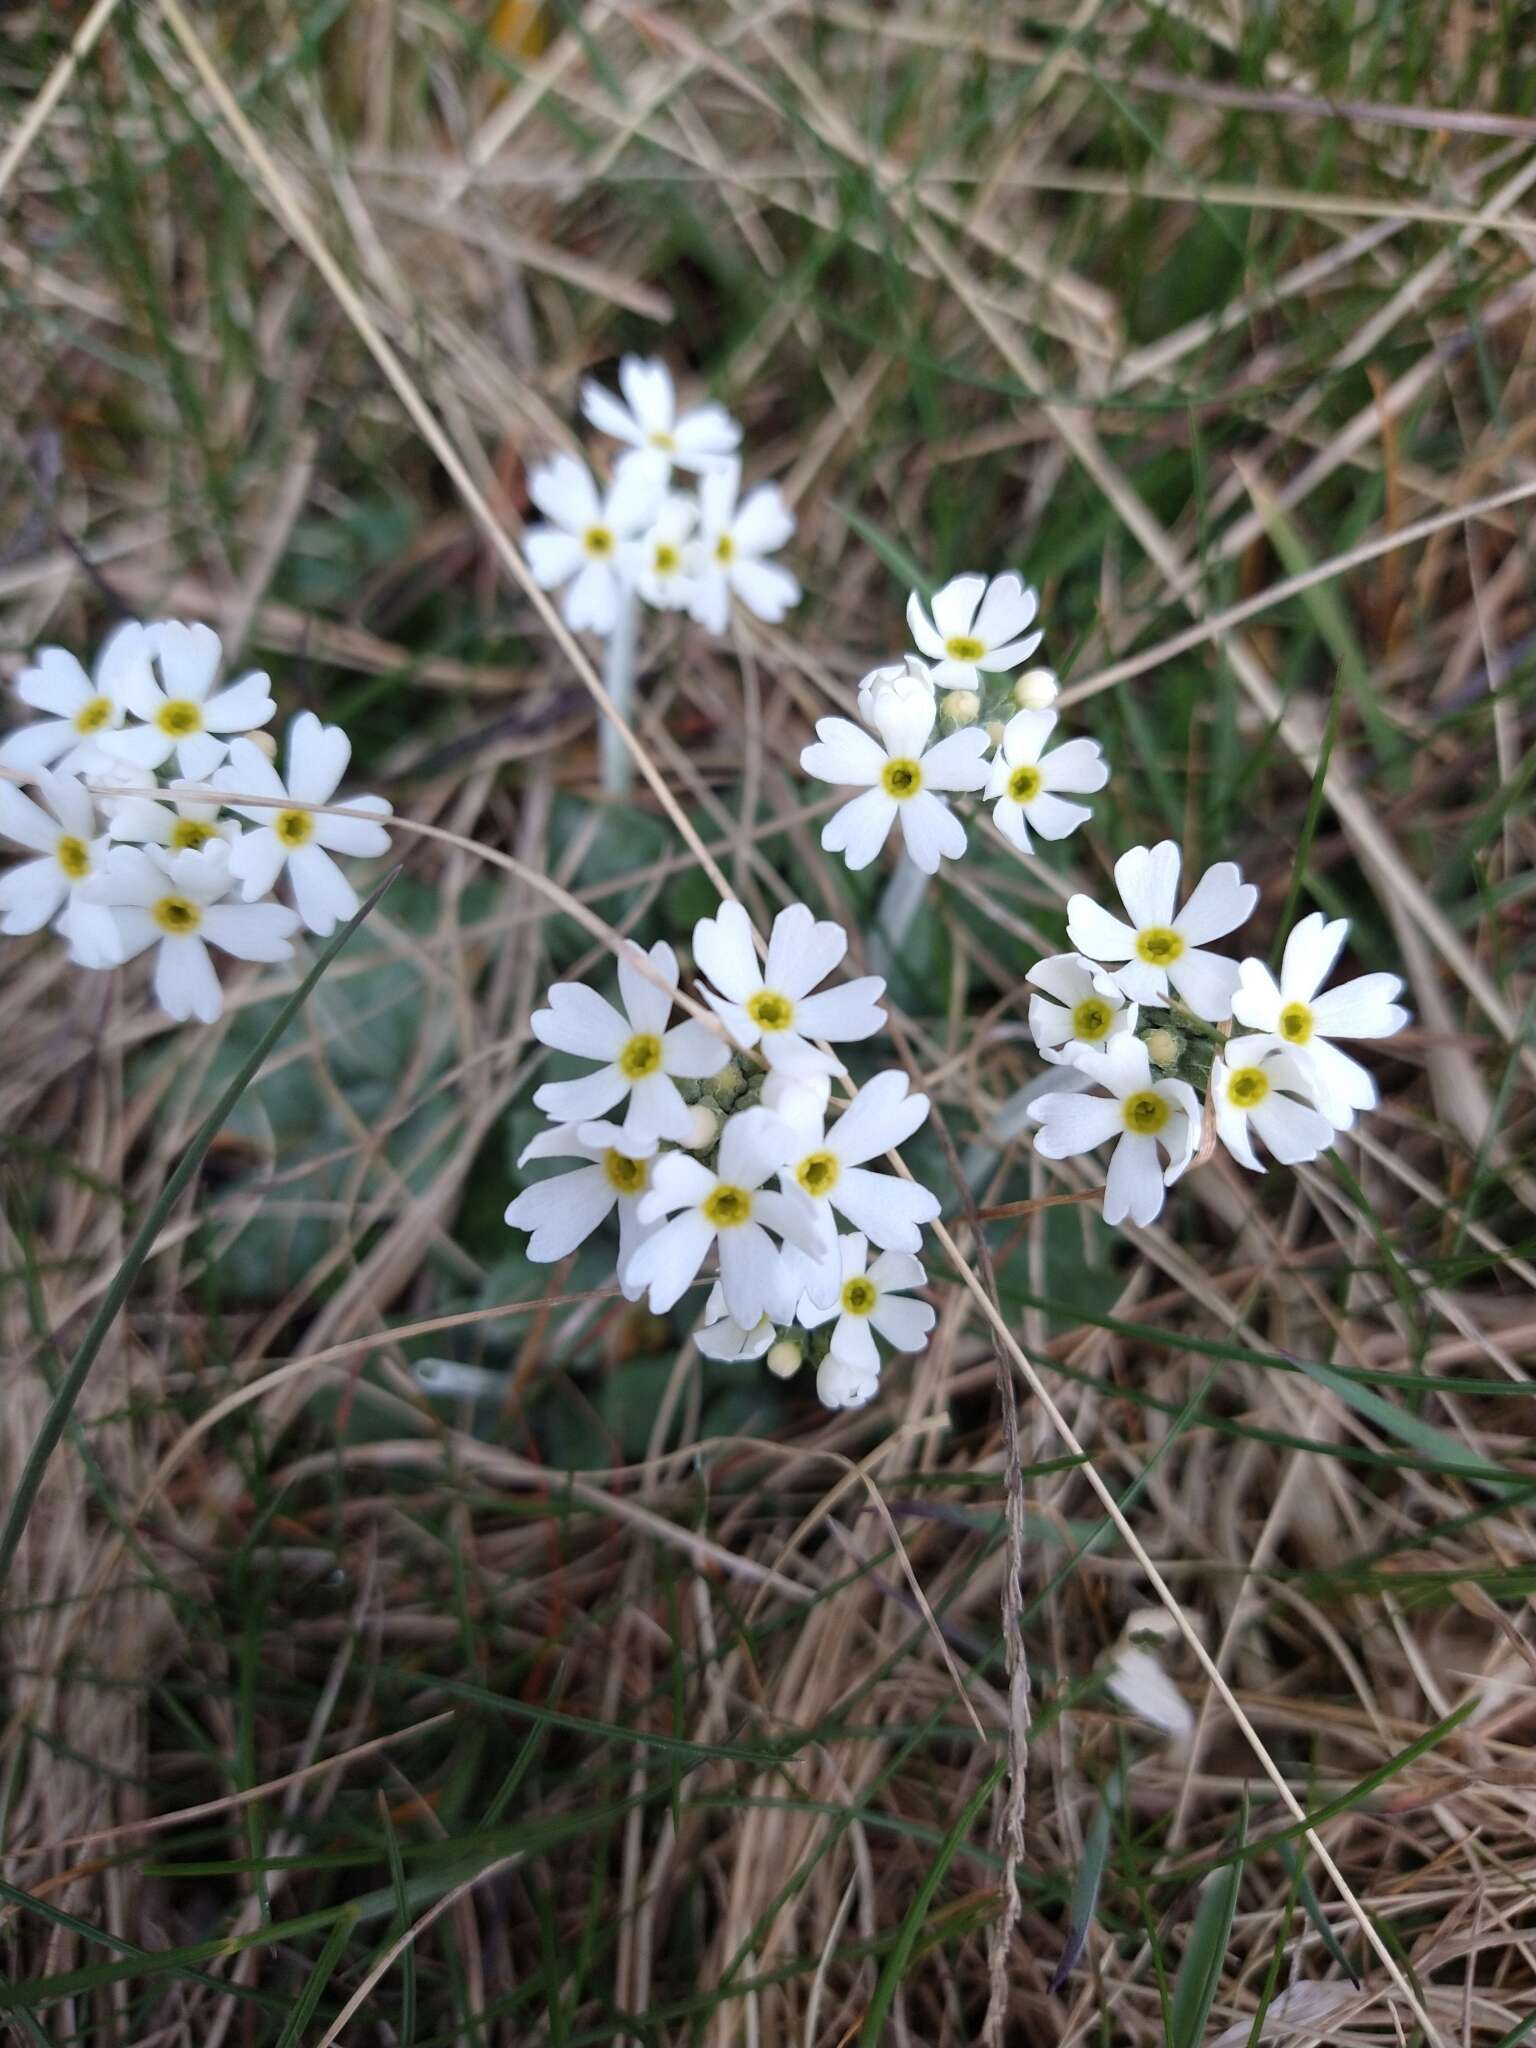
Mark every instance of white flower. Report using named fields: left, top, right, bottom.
left=855, top=654, right=935, bottom=729
left=906, top=572, right=1043, bottom=691
left=1013, top=667, right=1059, bottom=712
left=798, top=1232, right=935, bottom=1386
left=693, top=899, right=885, bottom=1078
left=524, top=454, right=660, bottom=634
left=817, top=1351, right=881, bottom=1410
left=802, top=688, right=991, bottom=875
left=101, top=621, right=275, bottom=782
left=0, top=769, right=121, bottom=965
left=688, top=460, right=799, bottom=633
left=213, top=714, right=392, bottom=936
left=531, top=939, right=725, bottom=1145
left=985, top=709, right=1108, bottom=852
left=0, top=620, right=152, bottom=776
left=1230, top=913, right=1408, bottom=1128
left=767, top=1069, right=940, bottom=1302
left=82, top=842, right=299, bottom=1024
left=1067, top=841, right=1257, bottom=1022
left=1211, top=1037, right=1336, bottom=1171
left=694, top=1282, right=776, bottom=1362
left=1026, top=954, right=1138, bottom=1065
left=579, top=355, right=740, bottom=485
left=109, top=787, right=237, bottom=856
left=503, top=1119, right=658, bottom=1296
left=627, top=494, right=699, bottom=611
left=1030, top=1035, right=1200, bottom=1228
left=627, top=1106, right=822, bottom=1326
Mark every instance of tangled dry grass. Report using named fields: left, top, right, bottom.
left=3, top=4, right=1536, bottom=2044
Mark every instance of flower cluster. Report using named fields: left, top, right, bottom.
left=504, top=900, right=940, bottom=1408
left=800, top=571, right=1107, bottom=873
left=1026, top=843, right=1409, bottom=1225
left=524, top=355, right=799, bottom=639
left=0, top=619, right=393, bottom=1022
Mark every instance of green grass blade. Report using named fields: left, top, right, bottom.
left=1168, top=1791, right=1246, bottom=2048
left=1048, top=1784, right=1115, bottom=1991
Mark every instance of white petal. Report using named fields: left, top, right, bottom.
left=154, top=933, right=223, bottom=1022
left=828, top=1070, right=927, bottom=1165
left=1103, top=1132, right=1167, bottom=1227
left=101, top=725, right=176, bottom=773
left=1215, top=1091, right=1263, bottom=1171
left=870, top=1292, right=934, bottom=1351
left=227, top=825, right=288, bottom=901
left=753, top=1187, right=825, bottom=1259
left=1299, top=1037, right=1379, bottom=1122
left=312, top=796, right=392, bottom=858
left=828, top=1310, right=880, bottom=1374
left=1249, top=1091, right=1335, bottom=1165
left=817, top=1352, right=880, bottom=1409
left=687, top=566, right=731, bottom=636
left=214, top=735, right=288, bottom=807
left=532, top=981, right=629, bottom=1060
left=534, top=1065, right=629, bottom=1123
left=1065, top=895, right=1138, bottom=963
left=766, top=902, right=845, bottom=1000
left=693, top=898, right=760, bottom=1004
left=670, top=403, right=741, bottom=469
left=107, top=796, right=174, bottom=846
left=1026, top=953, right=1100, bottom=1005
left=973, top=572, right=1038, bottom=649
left=625, top=1210, right=714, bottom=1313
left=526, top=527, right=586, bottom=589
left=1173, top=861, right=1256, bottom=946
left=792, top=977, right=886, bottom=1045
left=871, top=687, right=937, bottom=763
left=200, top=901, right=299, bottom=962
left=580, top=378, right=645, bottom=446
left=1230, top=958, right=1282, bottom=1033
left=174, top=732, right=230, bottom=782
left=716, top=1222, right=792, bottom=1327
left=929, top=573, right=986, bottom=639
left=202, top=673, right=275, bottom=737
left=1022, top=792, right=1092, bottom=841
left=731, top=482, right=793, bottom=555
left=0, top=721, right=73, bottom=772
left=145, top=621, right=221, bottom=701
left=505, top=1164, right=614, bottom=1261
left=616, top=937, right=677, bottom=1037
left=896, top=789, right=964, bottom=873
left=0, top=856, right=66, bottom=933
left=1309, top=973, right=1408, bottom=1039
left=286, top=843, right=358, bottom=936
left=830, top=1167, right=939, bottom=1251
left=1030, top=1090, right=1124, bottom=1159
left=0, top=781, right=63, bottom=855
left=918, top=727, right=992, bottom=793
left=565, top=560, right=621, bottom=635
left=17, top=649, right=91, bottom=717
left=718, top=1105, right=794, bottom=1189
left=638, top=1151, right=716, bottom=1221
left=60, top=897, right=124, bottom=967
left=801, top=717, right=886, bottom=789
left=622, top=1071, right=694, bottom=1147
left=1165, top=945, right=1241, bottom=1022
left=1280, top=912, right=1348, bottom=1001
left=821, top=788, right=896, bottom=871
left=1114, top=841, right=1180, bottom=929
left=978, top=628, right=1044, bottom=672
left=663, top=1017, right=730, bottom=1078
left=529, top=452, right=600, bottom=531
left=904, top=590, right=945, bottom=660
left=730, top=558, right=799, bottom=622
left=285, top=710, right=350, bottom=805
left=998, top=707, right=1053, bottom=767
left=519, top=1122, right=604, bottom=1167
left=618, top=355, right=675, bottom=434
left=1039, top=736, right=1109, bottom=796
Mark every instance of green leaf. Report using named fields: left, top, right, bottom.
left=1168, top=1792, right=1245, bottom=2048
left=1049, top=1786, right=1115, bottom=1991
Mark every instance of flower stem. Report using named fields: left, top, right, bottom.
left=599, top=583, right=640, bottom=798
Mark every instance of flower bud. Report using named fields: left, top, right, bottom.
left=247, top=729, right=279, bottom=761
left=940, top=687, right=980, bottom=726
left=857, top=654, right=936, bottom=728
left=1143, top=1026, right=1180, bottom=1068
left=985, top=719, right=1006, bottom=747
left=766, top=1338, right=802, bottom=1380
left=709, top=1059, right=745, bottom=1104
left=1013, top=667, right=1059, bottom=711
left=683, top=1102, right=720, bottom=1149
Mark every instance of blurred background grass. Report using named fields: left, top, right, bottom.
left=3, top=3, right=1536, bottom=2043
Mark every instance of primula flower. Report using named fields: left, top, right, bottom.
left=906, top=572, right=1043, bottom=691
left=693, top=899, right=885, bottom=1078
left=816, top=1350, right=882, bottom=1410
left=531, top=940, right=725, bottom=1144
left=628, top=495, right=699, bottom=611
left=504, top=1119, right=658, bottom=1293
left=524, top=454, right=660, bottom=634
left=768, top=1069, right=940, bottom=1275
left=855, top=654, right=934, bottom=729
left=102, top=621, right=275, bottom=782
left=0, top=620, right=151, bottom=775
left=1231, top=913, right=1408, bottom=1127
left=214, top=715, right=392, bottom=936
left=689, top=460, right=800, bottom=633
left=985, top=709, right=1108, bottom=852
left=0, top=769, right=120, bottom=965
left=1026, top=954, right=1138, bottom=1065
left=694, top=1282, right=775, bottom=1363
left=1211, top=1038, right=1335, bottom=1171
left=802, top=688, right=991, bottom=875
left=109, top=788, right=237, bottom=855
left=579, top=355, right=740, bottom=485
left=797, top=1232, right=935, bottom=1382
left=1030, top=1035, right=1199, bottom=1228
left=83, top=842, right=299, bottom=1024
left=1067, top=841, right=1257, bottom=1022
left=626, top=1106, right=822, bottom=1326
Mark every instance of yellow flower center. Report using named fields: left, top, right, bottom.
left=169, top=818, right=216, bottom=851
left=275, top=808, right=314, bottom=848
left=583, top=525, right=615, bottom=559
left=944, top=634, right=985, bottom=662
left=618, top=1032, right=663, bottom=1080
left=703, top=1183, right=752, bottom=1229
left=603, top=1150, right=649, bottom=1195
left=840, top=1276, right=878, bottom=1316
left=1071, top=997, right=1112, bottom=1043
left=55, top=835, right=91, bottom=880
left=1278, top=1001, right=1313, bottom=1046
left=155, top=698, right=203, bottom=737
left=151, top=894, right=202, bottom=935
left=653, top=542, right=681, bottom=574
left=1007, top=763, right=1043, bottom=804
left=1121, top=1089, right=1171, bottom=1136
left=648, top=430, right=676, bottom=452
left=746, top=989, right=794, bottom=1033
left=714, top=533, right=736, bottom=564
left=881, top=757, right=923, bottom=800
left=795, top=1150, right=839, bottom=1197
left=1135, top=925, right=1185, bottom=966
left=1225, top=1065, right=1270, bottom=1110
left=73, top=694, right=113, bottom=734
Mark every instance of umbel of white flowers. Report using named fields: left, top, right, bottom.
left=800, top=569, right=1106, bottom=875
left=504, top=898, right=939, bottom=1412
left=0, top=619, right=394, bottom=1023
left=523, top=355, right=801, bottom=796
left=1027, top=845, right=1409, bottom=1226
